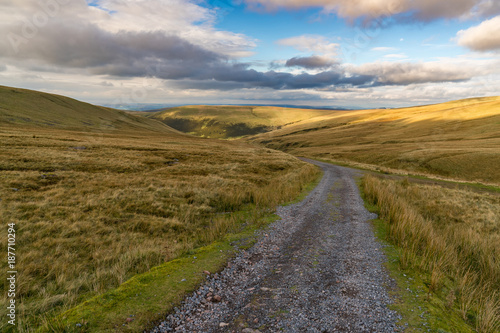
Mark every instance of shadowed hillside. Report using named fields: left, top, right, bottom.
left=146, top=105, right=337, bottom=139
left=0, top=85, right=178, bottom=133
left=250, top=96, right=500, bottom=185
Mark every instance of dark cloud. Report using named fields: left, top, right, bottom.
left=0, top=18, right=379, bottom=90
left=285, top=56, right=337, bottom=69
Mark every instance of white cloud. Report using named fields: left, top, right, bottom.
left=456, top=15, right=500, bottom=51
left=277, top=35, right=340, bottom=57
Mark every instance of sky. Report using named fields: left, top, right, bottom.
left=1, top=0, right=500, bottom=109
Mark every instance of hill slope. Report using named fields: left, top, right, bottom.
left=0, top=85, right=177, bottom=133
left=249, top=96, right=500, bottom=185
left=0, top=86, right=319, bottom=331
left=147, top=105, right=337, bottom=139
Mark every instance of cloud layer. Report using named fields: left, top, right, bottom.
left=244, top=0, right=500, bottom=21
left=0, top=0, right=499, bottom=108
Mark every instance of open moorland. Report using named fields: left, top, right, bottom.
left=249, top=96, right=500, bottom=185
left=0, top=87, right=318, bottom=331
left=147, top=97, right=500, bottom=332
left=1, top=86, right=499, bottom=332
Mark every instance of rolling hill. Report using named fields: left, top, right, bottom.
left=0, top=85, right=178, bottom=134
left=249, top=96, right=500, bottom=185
left=146, top=105, right=337, bottom=139
left=0, top=86, right=319, bottom=331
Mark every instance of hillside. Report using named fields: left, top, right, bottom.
left=0, top=85, right=177, bottom=133
left=146, top=105, right=337, bottom=139
left=0, top=86, right=319, bottom=331
left=250, top=96, right=500, bottom=185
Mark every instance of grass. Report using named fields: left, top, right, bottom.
left=250, top=96, right=500, bottom=185
left=145, top=105, right=336, bottom=139
left=361, top=175, right=500, bottom=332
left=40, top=209, right=281, bottom=332
left=0, top=122, right=319, bottom=331
left=0, top=85, right=174, bottom=133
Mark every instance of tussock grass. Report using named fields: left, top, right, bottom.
left=363, top=175, right=500, bottom=332
left=0, top=126, right=318, bottom=331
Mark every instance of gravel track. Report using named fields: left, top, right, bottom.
left=150, top=159, right=402, bottom=332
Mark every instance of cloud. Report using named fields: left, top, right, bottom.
left=351, top=60, right=490, bottom=85
left=243, top=0, right=500, bottom=21
left=456, top=15, right=500, bottom=51
left=277, top=35, right=339, bottom=57
left=285, top=56, right=338, bottom=69
left=0, top=1, right=377, bottom=91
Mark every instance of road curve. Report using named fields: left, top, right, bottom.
left=151, top=159, right=402, bottom=332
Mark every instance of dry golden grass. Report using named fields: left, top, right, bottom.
left=252, top=96, right=500, bottom=185
left=0, top=125, right=318, bottom=330
left=363, top=175, right=500, bottom=332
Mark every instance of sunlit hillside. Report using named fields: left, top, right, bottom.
left=147, top=105, right=337, bottom=139
left=250, top=96, right=500, bottom=185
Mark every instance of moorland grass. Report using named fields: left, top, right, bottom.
left=251, top=96, right=500, bottom=185
left=147, top=105, right=336, bottom=139
left=0, top=125, right=319, bottom=331
left=362, top=175, right=500, bottom=333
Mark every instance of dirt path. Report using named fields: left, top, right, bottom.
left=151, top=159, right=402, bottom=332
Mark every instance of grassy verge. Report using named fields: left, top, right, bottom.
left=360, top=175, right=500, bottom=333
left=0, top=127, right=320, bottom=331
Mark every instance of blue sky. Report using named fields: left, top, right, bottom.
left=0, top=0, right=499, bottom=108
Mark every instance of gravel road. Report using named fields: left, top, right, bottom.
left=150, top=159, right=402, bottom=332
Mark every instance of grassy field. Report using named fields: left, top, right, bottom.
left=146, top=105, right=336, bottom=139
left=0, top=87, right=319, bottom=331
left=362, top=176, right=500, bottom=332
left=250, top=96, right=500, bottom=185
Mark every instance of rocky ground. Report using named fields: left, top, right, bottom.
left=149, top=159, right=403, bottom=332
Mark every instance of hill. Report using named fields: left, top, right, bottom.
left=0, top=86, right=319, bottom=331
left=146, top=105, right=337, bottom=139
left=0, top=85, right=177, bottom=133
left=250, top=96, right=500, bottom=185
